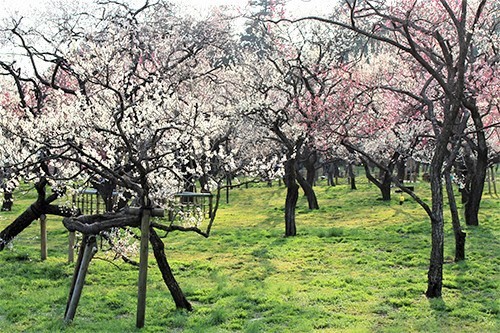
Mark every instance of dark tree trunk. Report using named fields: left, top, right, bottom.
left=327, top=171, right=335, bottom=186
left=460, top=186, right=469, bottom=204
left=426, top=214, right=444, bottom=299
left=323, top=162, right=338, bottom=186
left=1, top=190, right=13, bottom=211
left=226, top=173, right=232, bottom=204
left=91, top=179, right=116, bottom=212
left=334, top=162, right=340, bottom=185
left=463, top=99, right=488, bottom=226
left=381, top=175, right=392, bottom=201
left=444, top=170, right=466, bottom=261
left=0, top=203, right=40, bottom=250
left=285, top=185, right=298, bottom=237
left=150, top=228, right=192, bottom=311
left=426, top=140, right=448, bottom=298
left=426, top=189, right=444, bottom=299
left=347, top=163, right=357, bottom=190
left=296, top=170, right=319, bottom=210
left=304, top=150, right=318, bottom=187
left=199, top=174, right=210, bottom=193
left=414, top=161, right=421, bottom=182
left=397, top=159, right=406, bottom=183
left=350, top=176, right=356, bottom=190
left=0, top=179, right=74, bottom=251
left=361, top=153, right=398, bottom=201
left=463, top=150, right=487, bottom=226
left=464, top=150, right=487, bottom=226
left=284, top=159, right=298, bottom=237
left=362, top=161, right=391, bottom=201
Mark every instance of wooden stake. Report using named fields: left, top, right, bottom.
left=136, top=207, right=151, bottom=328
left=40, top=214, right=47, bottom=261
left=68, top=231, right=75, bottom=263
left=65, top=236, right=87, bottom=316
left=64, top=236, right=97, bottom=323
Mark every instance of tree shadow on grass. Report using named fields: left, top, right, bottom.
left=429, top=297, right=448, bottom=312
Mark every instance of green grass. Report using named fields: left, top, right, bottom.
left=0, top=179, right=498, bottom=332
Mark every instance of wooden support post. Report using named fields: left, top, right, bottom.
left=68, top=231, right=75, bottom=263
left=126, top=204, right=165, bottom=329
left=136, top=206, right=151, bottom=328
left=64, top=236, right=97, bottom=323
left=65, top=236, right=86, bottom=317
left=40, top=214, right=47, bottom=261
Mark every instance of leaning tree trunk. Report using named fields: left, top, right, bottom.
left=284, top=159, right=298, bottom=237
left=444, top=170, right=466, bottom=261
left=360, top=152, right=399, bottom=201
left=0, top=202, right=41, bottom=250
left=0, top=178, right=73, bottom=251
left=464, top=99, right=489, bottom=226
left=149, top=228, right=192, bottom=310
left=362, top=161, right=391, bottom=201
left=296, top=170, right=319, bottom=210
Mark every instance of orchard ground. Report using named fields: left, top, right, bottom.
left=0, top=177, right=498, bottom=332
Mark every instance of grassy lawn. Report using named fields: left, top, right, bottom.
left=0, top=179, right=498, bottom=332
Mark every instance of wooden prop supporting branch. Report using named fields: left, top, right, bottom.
left=40, top=214, right=47, bottom=261
left=65, top=235, right=87, bottom=317
left=64, top=236, right=97, bottom=322
left=68, top=232, right=75, bottom=263
left=136, top=206, right=151, bottom=329
left=127, top=205, right=165, bottom=328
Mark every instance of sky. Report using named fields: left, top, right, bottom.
left=0, top=0, right=333, bottom=19
left=0, top=0, right=335, bottom=70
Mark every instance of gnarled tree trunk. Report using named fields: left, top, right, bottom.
left=150, top=228, right=192, bottom=311
left=296, top=170, right=319, bottom=210
left=284, top=159, right=298, bottom=237
left=347, top=163, right=357, bottom=190
left=461, top=98, right=488, bottom=226
left=361, top=152, right=399, bottom=201
left=0, top=178, right=73, bottom=251
left=303, top=149, right=318, bottom=187
left=444, top=170, right=466, bottom=261
left=426, top=166, right=445, bottom=298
